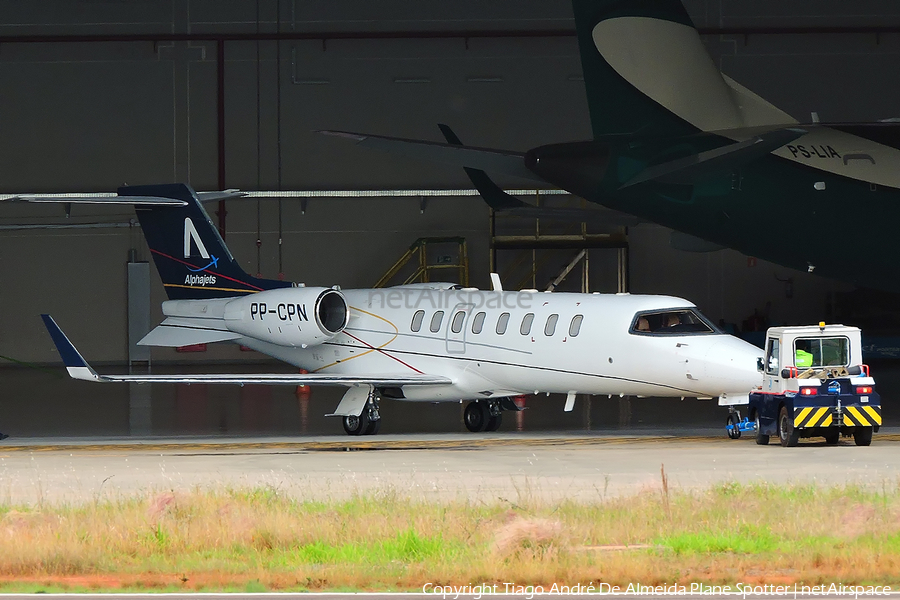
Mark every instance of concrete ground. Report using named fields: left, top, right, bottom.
left=1, top=432, right=898, bottom=505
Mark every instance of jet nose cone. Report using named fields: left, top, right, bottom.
left=703, top=336, right=764, bottom=395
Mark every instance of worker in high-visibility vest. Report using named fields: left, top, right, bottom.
left=795, top=348, right=814, bottom=368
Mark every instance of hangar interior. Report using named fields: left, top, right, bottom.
left=1, top=0, right=899, bottom=435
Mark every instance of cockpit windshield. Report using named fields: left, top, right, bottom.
left=630, top=308, right=717, bottom=335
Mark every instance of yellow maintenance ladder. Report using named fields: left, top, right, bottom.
left=374, top=237, right=469, bottom=288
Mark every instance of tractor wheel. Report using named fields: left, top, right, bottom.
left=778, top=406, right=799, bottom=447
left=853, top=426, right=873, bottom=447
left=754, top=413, right=769, bottom=445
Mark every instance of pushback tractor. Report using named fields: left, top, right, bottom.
left=724, top=323, right=881, bottom=446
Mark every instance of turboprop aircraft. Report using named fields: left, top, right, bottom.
left=321, top=0, right=900, bottom=291
left=41, top=184, right=763, bottom=435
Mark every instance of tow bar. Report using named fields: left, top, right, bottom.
left=725, top=409, right=757, bottom=440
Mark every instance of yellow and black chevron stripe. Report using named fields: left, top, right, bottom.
left=843, top=405, right=883, bottom=427
left=794, top=407, right=835, bottom=428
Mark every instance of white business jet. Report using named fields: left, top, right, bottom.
left=40, top=184, right=763, bottom=435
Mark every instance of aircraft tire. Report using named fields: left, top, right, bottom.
left=464, top=401, right=489, bottom=433
left=364, top=418, right=381, bottom=436
left=342, top=412, right=369, bottom=436
left=485, top=413, right=502, bottom=432
left=778, top=406, right=799, bottom=447
left=853, top=426, right=873, bottom=446
left=726, top=413, right=741, bottom=439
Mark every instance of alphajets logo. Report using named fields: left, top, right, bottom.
left=184, top=274, right=217, bottom=286
left=183, top=218, right=218, bottom=286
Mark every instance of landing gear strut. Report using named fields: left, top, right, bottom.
left=342, top=393, right=381, bottom=436
left=464, top=400, right=503, bottom=433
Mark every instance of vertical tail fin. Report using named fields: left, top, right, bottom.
left=123, top=184, right=292, bottom=300
left=572, top=0, right=752, bottom=138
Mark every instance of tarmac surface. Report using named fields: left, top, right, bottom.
left=1, top=431, right=899, bottom=505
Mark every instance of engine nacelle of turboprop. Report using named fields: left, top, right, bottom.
left=223, top=287, right=349, bottom=347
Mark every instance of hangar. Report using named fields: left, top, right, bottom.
left=1, top=0, right=898, bottom=436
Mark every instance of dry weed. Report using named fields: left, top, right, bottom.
left=492, top=511, right=565, bottom=559
left=0, top=483, right=896, bottom=590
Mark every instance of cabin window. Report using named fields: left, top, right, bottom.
left=520, top=313, right=535, bottom=335
left=496, top=312, right=510, bottom=335
left=630, top=309, right=716, bottom=335
left=451, top=311, right=466, bottom=334
left=472, top=312, right=486, bottom=334
left=794, top=337, right=849, bottom=368
left=410, top=310, right=425, bottom=332
left=544, top=314, right=559, bottom=336
left=569, top=314, right=584, bottom=337
left=430, top=311, right=444, bottom=333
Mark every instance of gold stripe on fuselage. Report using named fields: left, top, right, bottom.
left=313, top=306, right=400, bottom=372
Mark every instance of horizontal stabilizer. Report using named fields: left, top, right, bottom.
left=196, top=190, right=247, bottom=202
left=2, top=195, right=186, bottom=206
left=318, top=129, right=545, bottom=183
left=437, top=123, right=530, bottom=210
left=621, top=128, right=807, bottom=188
left=435, top=124, right=634, bottom=224
left=42, top=314, right=451, bottom=387
left=137, top=324, right=243, bottom=347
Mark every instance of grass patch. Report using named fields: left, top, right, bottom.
left=0, top=482, right=899, bottom=590
left=659, top=525, right=779, bottom=555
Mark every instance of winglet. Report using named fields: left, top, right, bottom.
left=40, top=315, right=101, bottom=381
left=437, top=124, right=528, bottom=210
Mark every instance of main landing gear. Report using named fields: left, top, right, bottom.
left=463, top=399, right=520, bottom=433
left=342, top=395, right=381, bottom=436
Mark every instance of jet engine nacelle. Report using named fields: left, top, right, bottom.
left=223, top=287, right=349, bottom=347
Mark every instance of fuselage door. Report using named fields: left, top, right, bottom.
left=446, top=303, right=474, bottom=354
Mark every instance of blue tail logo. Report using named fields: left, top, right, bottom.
left=187, top=255, right=220, bottom=271
left=184, top=216, right=220, bottom=271
left=125, top=183, right=293, bottom=300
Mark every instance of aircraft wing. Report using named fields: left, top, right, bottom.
left=41, top=314, right=452, bottom=387
left=318, top=130, right=546, bottom=183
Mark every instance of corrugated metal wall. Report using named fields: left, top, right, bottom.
left=1, top=0, right=896, bottom=362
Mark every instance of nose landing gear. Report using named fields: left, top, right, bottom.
left=725, top=408, right=757, bottom=440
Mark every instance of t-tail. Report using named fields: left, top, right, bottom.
left=122, top=184, right=293, bottom=300
left=571, top=0, right=795, bottom=139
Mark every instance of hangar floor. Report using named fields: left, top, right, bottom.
left=0, top=367, right=730, bottom=438
left=0, top=359, right=897, bottom=438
